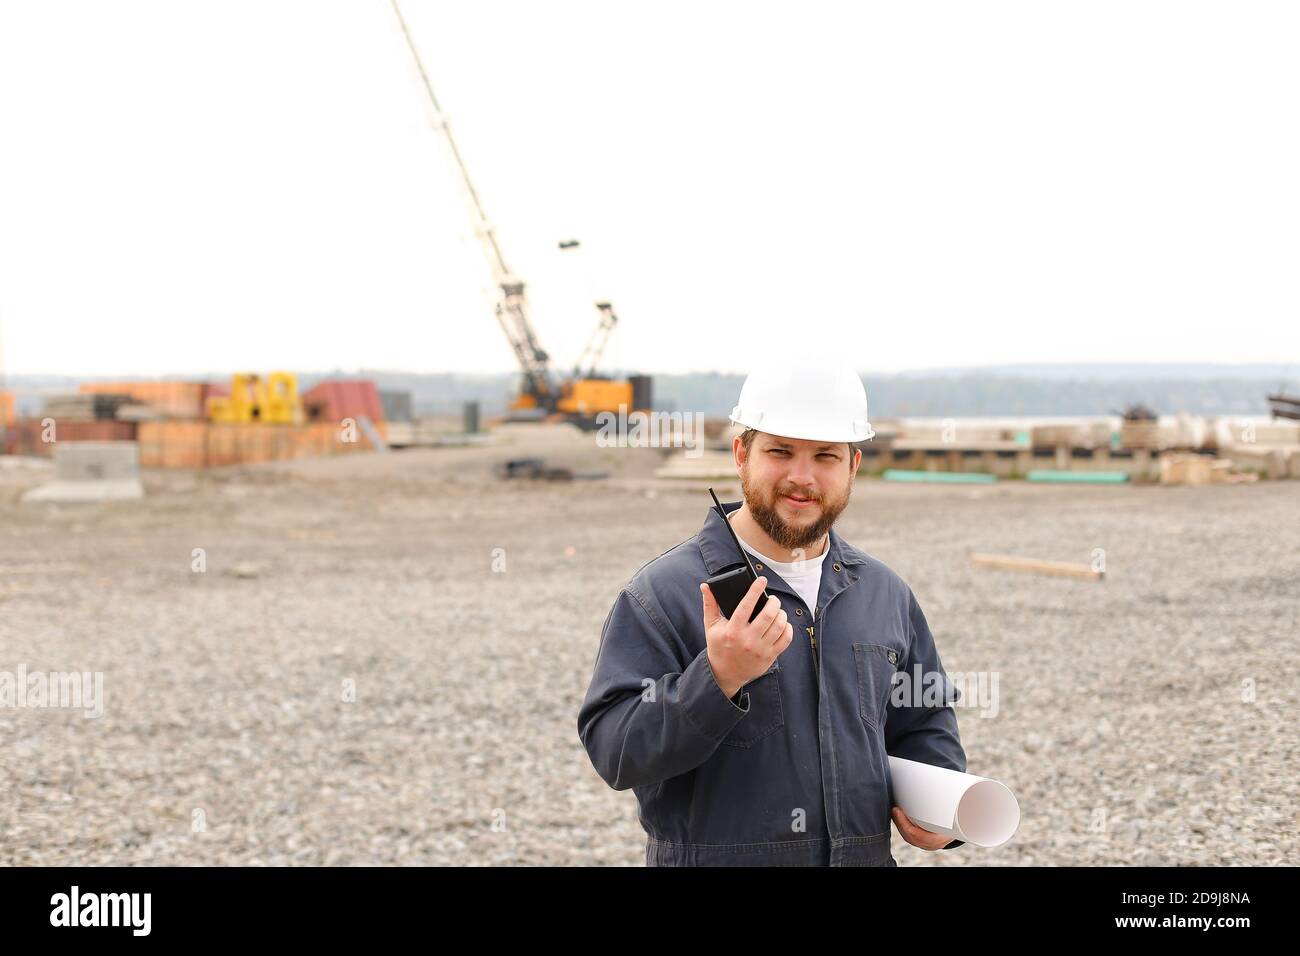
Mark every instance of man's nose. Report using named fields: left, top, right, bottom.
left=786, top=457, right=816, bottom=488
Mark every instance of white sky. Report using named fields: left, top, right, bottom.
left=1, top=0, right=1297, bottom=378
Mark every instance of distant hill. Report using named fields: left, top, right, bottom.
left=2, top=364, right=1293, bottom=418
left=644, top=367, right=1293, bottom=417
left=893, top=362, right=1296, bottom=382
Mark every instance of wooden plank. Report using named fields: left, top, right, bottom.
left=970, top=552, right=1104, bottom=581
left=1026, top=470, right=1129, bottom=483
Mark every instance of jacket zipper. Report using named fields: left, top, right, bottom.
left=809, top=579, right=861, bottom=861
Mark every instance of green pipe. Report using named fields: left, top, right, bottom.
left=882, top=469, right=998, bottom=484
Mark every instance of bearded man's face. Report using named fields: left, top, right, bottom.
left=737, top=431, right=857, bottom=551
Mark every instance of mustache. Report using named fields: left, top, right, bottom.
left=775, top=487, right=821, bottom=502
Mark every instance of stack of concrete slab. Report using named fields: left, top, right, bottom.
left=1031, top=422, right=1114, bottom=449
left=1159, top=453, right=1240, bottom=486
left=654, top=452, right=738, bottom=481
left=21, top=441, right=145, bottom=502
left=78, top=381, right=212, bottom=419
left=42, top=393, right=133, bottom=421
left=1218, top=445, right=1300, bottom=480
left=1209, top=418, right=1300, bottom=449
left=1120, top=419, right=1160, bottom=450
left=384, top=418, right=493, bottom=448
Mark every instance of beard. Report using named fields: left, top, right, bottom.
left=739, top=465, right=853, bottom=552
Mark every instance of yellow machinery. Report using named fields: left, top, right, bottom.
left=555, top=378, right=634, bottom=417
left=207, top=372, right=302, bottom=424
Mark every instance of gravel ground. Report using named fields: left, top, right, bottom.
left=0, top=433, right=1295, bottom=865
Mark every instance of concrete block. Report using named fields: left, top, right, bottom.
left=21, top=441, right=144, bottom=502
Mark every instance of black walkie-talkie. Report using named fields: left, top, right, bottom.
left=703, top=487, right=771, bottom=623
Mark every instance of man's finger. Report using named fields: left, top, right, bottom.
left=758, top=606, right=788, bottom=647
left=700, top=583, right=722, bottom=627
left=746, top=595, right=782, bottom=639
left=732, top=575, right=768, bottom=623
left=892, top=807, right=921, bottom=840
left=893, top=807, right=943, bottom=848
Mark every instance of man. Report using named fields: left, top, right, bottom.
left=577, top=366, right=967, bottom=866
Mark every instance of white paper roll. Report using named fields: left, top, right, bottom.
left=887, top=755, right=1020, bottom=848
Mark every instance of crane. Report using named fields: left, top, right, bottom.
left=388, top=0, right=650, bottom=424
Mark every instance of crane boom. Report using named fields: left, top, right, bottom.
left=572, top=302, right=618, bottom=379
left=388, top=0, right=553, bottom=406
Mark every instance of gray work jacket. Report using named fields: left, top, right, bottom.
left=577, top=498, right=968, bottom=866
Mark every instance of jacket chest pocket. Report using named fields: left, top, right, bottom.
left=719, top=662, right=785, bottom=748
left=853, top=643, right=900, bottom=731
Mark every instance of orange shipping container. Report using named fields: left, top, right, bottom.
left=135, top=419, right=390, bottom=469
left=137, top=421, right=208, bottom=469
left=302, top=380, right=385, bottom=425
left=9, top=419, right=137, bottom=457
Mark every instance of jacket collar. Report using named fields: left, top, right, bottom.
left=698, top=497, right=866, bottom=578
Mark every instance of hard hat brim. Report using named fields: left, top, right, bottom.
left=729, top=410, right=874, bottom=444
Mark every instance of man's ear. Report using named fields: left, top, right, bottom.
left=734, top=434, right=747, bottom=473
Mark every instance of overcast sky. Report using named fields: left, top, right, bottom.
left=1, top=0, right=1297, bottom=378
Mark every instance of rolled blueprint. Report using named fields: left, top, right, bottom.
left=888, top=755, right=1020, bottom=848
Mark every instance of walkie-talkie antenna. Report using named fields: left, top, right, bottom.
left=708, top=487, right=762, bottom=579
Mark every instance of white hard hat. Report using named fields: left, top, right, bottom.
left=729, top=365, right=875, bottom=443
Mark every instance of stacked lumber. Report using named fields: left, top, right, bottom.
left=42, top=392, right=132, bottom=421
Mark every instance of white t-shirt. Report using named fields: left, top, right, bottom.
left=728, top=513, right=828, bottom=617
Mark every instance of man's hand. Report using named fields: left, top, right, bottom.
left=700, top=576, right=793, bottom=699
left=891, top=806, right=952, bottom=850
